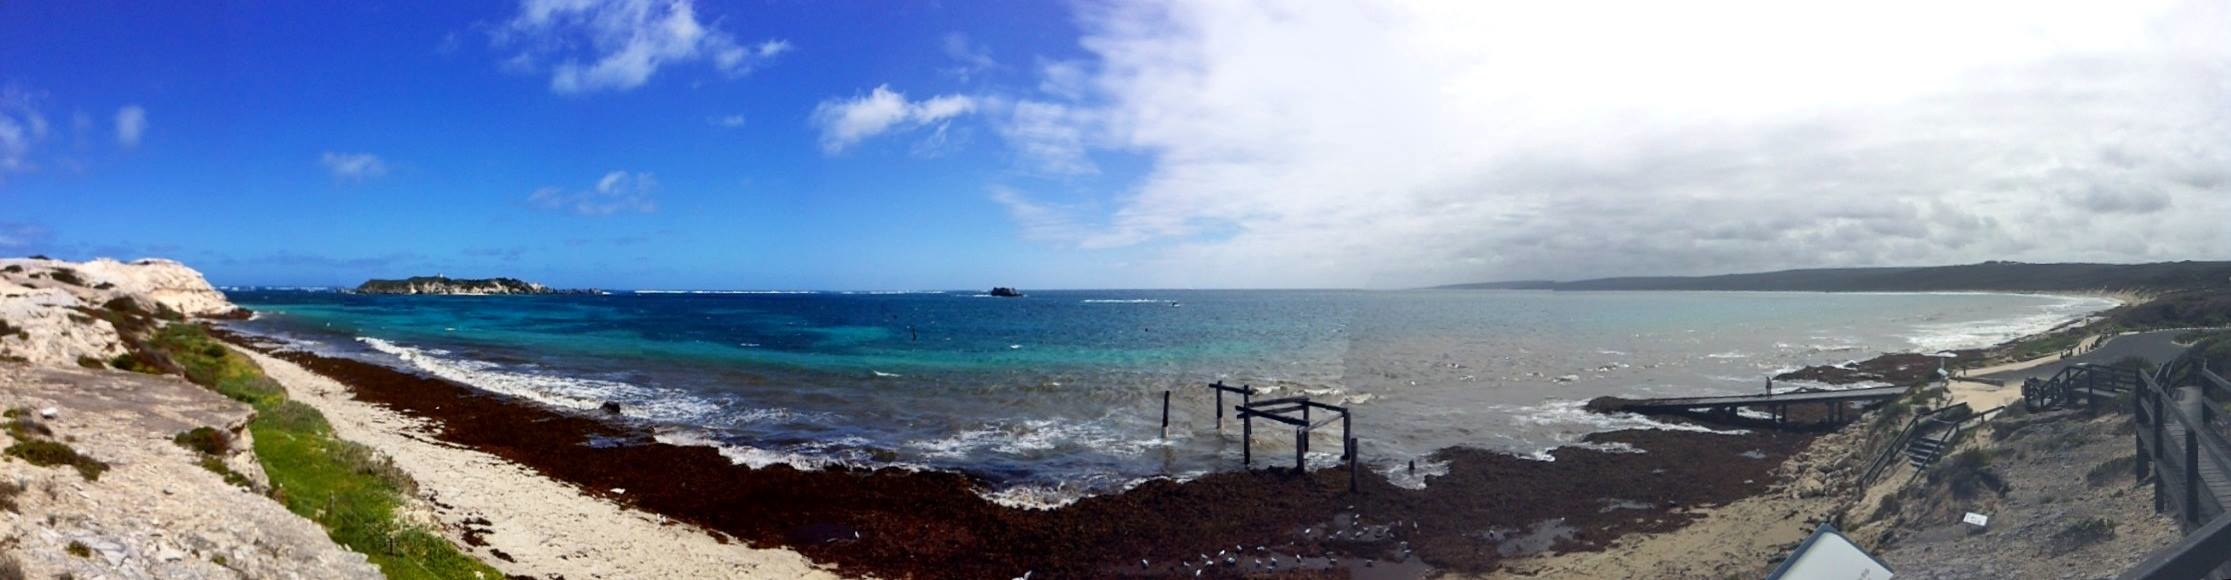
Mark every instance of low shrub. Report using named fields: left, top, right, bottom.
left=65, top=540, right=90, bottom=558
left=101, top=297, right=141, bottom=314
left=5, top=439, right=109, bottom=481
left=75, top=356, right=103, bottom=369
left=109, top=353, right=162, bottom=374
left=47, top=269, right=83, bottom=286
left=0, top=478, right=22, bottom=512
left=2052, top=517, right=2117, bottom=549
left=173, top=427, right=230, bottom=456
left=2086, top=455, right=2138, bottom=487
left=0, top=265, right=19, bottom=273
left=1929, top=448, right=2008, bottom=499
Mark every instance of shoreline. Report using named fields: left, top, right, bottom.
left=217, top=329, right=1830, bottom=578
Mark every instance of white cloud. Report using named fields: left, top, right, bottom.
left=496, top=0, right=790, bottom=94
left=529, top=170, right=659, bottom=215
left=319, top=152, right=389, bottom=181
left=999, top=101, right=1097, bottom=175
left=941, top=33, right=998, bottom=81
left=993, top=0, right=2231, bottom=288
left=114, top=105, right=146, bottom=149
left=811, top=85, right=978, bottom=153
left=0, top=87, right=49, bottom=178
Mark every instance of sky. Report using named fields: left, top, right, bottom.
left=1, top=0, right=2227, bottom=290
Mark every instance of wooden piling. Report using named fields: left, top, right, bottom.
left=1295, top=426, right=1307, bottom=473
left=1347, top=437, right=1359, bottom=493
left=1161, top=390, right=1171, bottom=438
left=1242, top=412, right=1252, bottom=466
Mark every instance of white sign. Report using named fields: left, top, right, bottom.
left=1962, top=512, right=1990, bottom=527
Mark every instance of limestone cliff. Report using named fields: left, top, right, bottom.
left=0, top=257, right=246, bottom=367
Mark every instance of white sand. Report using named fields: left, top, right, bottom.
left=238, top=348, right=842, bottom=579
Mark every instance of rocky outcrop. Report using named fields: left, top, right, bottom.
left=0, top=363, right=381, bottom=578
left=0, top=257, right=244, bottom=367
left=354, top=275, right=590, bottom=295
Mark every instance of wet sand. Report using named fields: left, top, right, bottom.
left=218, top=329, right=1825, bottom=578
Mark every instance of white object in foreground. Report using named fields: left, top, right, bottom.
left=1766, top=523, right=1894, bottom=580
left=1962, top=512, right=1990, bottom=527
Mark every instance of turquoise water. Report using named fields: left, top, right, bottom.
left=225, top=289, right=2115, bottom=506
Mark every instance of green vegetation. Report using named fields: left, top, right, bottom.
left=47, top=269, right=84, bottom=286
left=2004, top=331, right=2087, bottom=362
left=5, top=439, right=109, bottom=481
left=4, top=411, right=105, bottom=481
left=0, top=264, right=20, bottom=273
left=108, top=352, right=162, bottom=374
left=64, top=541, right=90, bottom=558
left=198, top=456, right=255, bottom=490
left=173, top=427, right=230, bottom=456
left=150, top=323, right=496, bottom=579
left=74, top=356, right=104, bottom=369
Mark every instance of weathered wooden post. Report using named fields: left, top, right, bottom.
left=1341, top=411, right=1352, bottom=461
left=1162, top=390, right=1171, bottom=438
left=1295, top=426, right=1308, bottom=473
left=1347, top=437, right=1359, bottom=493
left=1242, top=410, right=1252, bottom=466
left=1214, top=382, right=1224, bottom=431
left=2186, top=423, right=2202, bottom=525
left=2153, top=389, right=2168, bottom=512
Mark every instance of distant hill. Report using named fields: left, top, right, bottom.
left=355, top=275, right=592, bottom=295
left=1436, top=261, right=2231, bottom=294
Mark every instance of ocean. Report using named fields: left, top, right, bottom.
left=222, top=289, right=2116, bottom=508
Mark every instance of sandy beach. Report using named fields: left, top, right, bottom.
left=214, top=329, right=1835, bottom=579
left=234, top=347, right=840, bottom=579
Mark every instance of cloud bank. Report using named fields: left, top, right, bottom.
left=992, top=0, right=2231, bottom=288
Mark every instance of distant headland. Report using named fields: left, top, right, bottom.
left=1437, top=260, right=2231, bottom=294
left=354, top=275, right=600, bottom=295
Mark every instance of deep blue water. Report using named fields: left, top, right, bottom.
left=224, top=288, right=2115, bottom=506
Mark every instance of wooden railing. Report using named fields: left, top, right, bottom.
left=2121, top=363, right=2231, bottom=579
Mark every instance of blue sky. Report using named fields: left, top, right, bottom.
left=3, top=1, right=2226, bottom=289
left=0, top=1, right=1147, bottom=289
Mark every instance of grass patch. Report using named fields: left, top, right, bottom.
left=2006, top=331, right=2088, bottom=361
left=152, top=324, right=495, bottom=579
left=47, top=269, right=83, bottom=286
left=74, top=356, right=103, bottom=369
left=198, top=456, right=255, bottom=490
left=64, top=541, right=90, bottom=558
